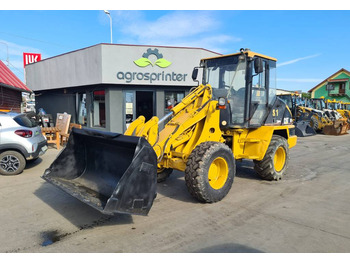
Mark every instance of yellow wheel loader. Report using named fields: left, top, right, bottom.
left=42, top=49, right=297, bottom=216
left=297, top=98, right=334, bottom=134
left=327, top=99, right=350, bottom=125
left=313, top=98, right=349, bottom=135
left=277, top=93, right=316, bottom=137
left=340, top=101, right=350, bottom=122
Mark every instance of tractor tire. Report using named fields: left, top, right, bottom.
left=157, top=168, right=173, bottom=183
left=185, top=142, right=235, bottom=203
left=310, top=115, right=319, bottom=131
left=0, top=150, right=26, bottom=176
left=253, top=135, right=289, bottom=181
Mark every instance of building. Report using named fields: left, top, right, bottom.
left=309, top=68, right=350, bottom=102
left=0, top=60, right=32, bottom=112
left=25, top=43, right=221, bottom=133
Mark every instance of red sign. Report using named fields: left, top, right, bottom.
left=23, top=53, right=42, bottom=67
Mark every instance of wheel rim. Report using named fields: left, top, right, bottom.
left=274, top=147, right=286, bottom=172
left=208, top=157, right=229, bottom=190
left=0, top=155, right=20, bottom=173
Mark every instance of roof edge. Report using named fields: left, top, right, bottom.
left=26, top=43, right=222, bottom=67
left=308, top=68, right=350, bottom=93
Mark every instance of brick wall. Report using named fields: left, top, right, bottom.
left=0, top=86, right=22, bottom=112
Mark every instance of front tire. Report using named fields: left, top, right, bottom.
left=0, top=151, right=26, bottom=176
left=185, top=142, right=235, bottom=203
left=157, top=168, right=173, bottom=183
left=310, top=115, right=319, bottom=131
left=254, top=135, right=289, bottom=181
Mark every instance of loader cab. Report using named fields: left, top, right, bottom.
left=310, top=98, right=326, bottom=111
left=200, top=50, right=278, bottom=128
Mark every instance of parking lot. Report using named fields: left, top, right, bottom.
left=1, top=133, right=350, bottom=253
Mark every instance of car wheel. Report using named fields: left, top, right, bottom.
left=0, top=151, right=26, bottom=176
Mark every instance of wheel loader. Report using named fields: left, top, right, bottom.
left=277, top=93, right=316, bottom=137
left=326, top=99, right=350, bottom=125
left=42, top=48, right=297, bottom=216
left=296, top=98, right=336, bottom=134
left=310, top=98, right=348, bottom=135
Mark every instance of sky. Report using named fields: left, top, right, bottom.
left=1, top=2, right=350, bottom=93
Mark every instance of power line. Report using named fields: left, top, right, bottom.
left=0, top=30, right=73, bottom=49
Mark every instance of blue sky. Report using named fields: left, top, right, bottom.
left=1, top=7, right=350, bottom=92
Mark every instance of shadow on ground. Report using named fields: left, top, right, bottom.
left=195, top=243, right=264, bottom=253
left=34, top=182, right=133, bottom=230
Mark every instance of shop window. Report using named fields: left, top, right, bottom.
left=77, top=93, right=87, bottom=126
left=165, top=91, right=185, bottom=114
left=125, top=91, right=135, bottom=129
left=93, top=90, right=106, bottom=128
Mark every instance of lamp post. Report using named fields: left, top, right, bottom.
left=104, top=10, right=113, bottom=44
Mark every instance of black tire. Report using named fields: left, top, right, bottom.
left=310, top=115, right=319, bottom=131
left=253, top=135, right=289, bottom=181
left=0, top=151, right=26, bottom=176
left=185, top=142, right=235, bottom=203
left=157, top=168, right=173, bottom=183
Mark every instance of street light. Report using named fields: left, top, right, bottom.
left=104, top=10, right=113, bottom=44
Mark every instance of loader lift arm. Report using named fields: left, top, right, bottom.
left=125, top=84, right=225, bottom=171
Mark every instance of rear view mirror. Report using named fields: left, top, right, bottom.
left=192, top=68, right=198, bottom=81
left=254, top=58, right=264, bottom=74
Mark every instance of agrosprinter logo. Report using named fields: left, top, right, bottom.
left=116, top=48, right=188, bottom=83
left=133, top=48, right=172, bottom=68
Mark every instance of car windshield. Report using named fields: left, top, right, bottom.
left=13, top=115, right=38, bottom=128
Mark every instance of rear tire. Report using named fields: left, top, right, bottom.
left=0, top=151, right=26, bottom=176
left=185, top=142, right=235, bottom=203
left=254, top=135, right=289, bottom=181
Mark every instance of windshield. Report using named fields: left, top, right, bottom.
left=279, top=95, right=293, bottom=109
left=310, top=99, right=325, bottom=110
left=295, top=97, right=305, bottom=106
left=203, top=55, right=245, bottom=98
left=203, top=54, right=247, bottom=125
left=328, top=102, right=336, bottom=110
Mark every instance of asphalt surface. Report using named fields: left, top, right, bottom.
left=1, top=133, right=350, bottom=253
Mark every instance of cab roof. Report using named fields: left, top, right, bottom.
left=201, top=50, right=277, bottom=62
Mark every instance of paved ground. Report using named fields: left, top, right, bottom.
left=1, top=133, right=350, bottom=253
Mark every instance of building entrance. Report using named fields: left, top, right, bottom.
left=136, top=91, right=154, bottom=121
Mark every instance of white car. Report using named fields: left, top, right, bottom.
left=0, top=112, right=47, bottom=175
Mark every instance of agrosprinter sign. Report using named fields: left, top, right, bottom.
left=116, top=48, right=188, bottom=84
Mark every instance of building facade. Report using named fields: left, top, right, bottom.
left=25, top=44, right=220, bottom=133
left=309, top=68, right=350, bottom=102
left=0, top=60, right=31, bottom=112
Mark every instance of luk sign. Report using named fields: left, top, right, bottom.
left=23, top=53, right=42, bottom=67
left=116, top=48, right=188, bottom=84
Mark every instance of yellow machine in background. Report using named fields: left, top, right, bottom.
left=277, top=93, right=316, bottom=137
left=327, top=99, right=350, bottom=124
left=42, top=49, right=297, bottom=215
left=296, top=99, right=333, bottom=132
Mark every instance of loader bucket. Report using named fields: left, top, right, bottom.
left=323, top=121, right=349, bottom=136
left=42, top=128, right=158, bottom=216
left=294, top=120, right=316, bottom=137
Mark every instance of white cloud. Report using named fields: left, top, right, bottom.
left=277, top=53, right=321, bottom=67
left=277, top=78, right=323, bottom=83
left=110, top=11, right=241, bottom=53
